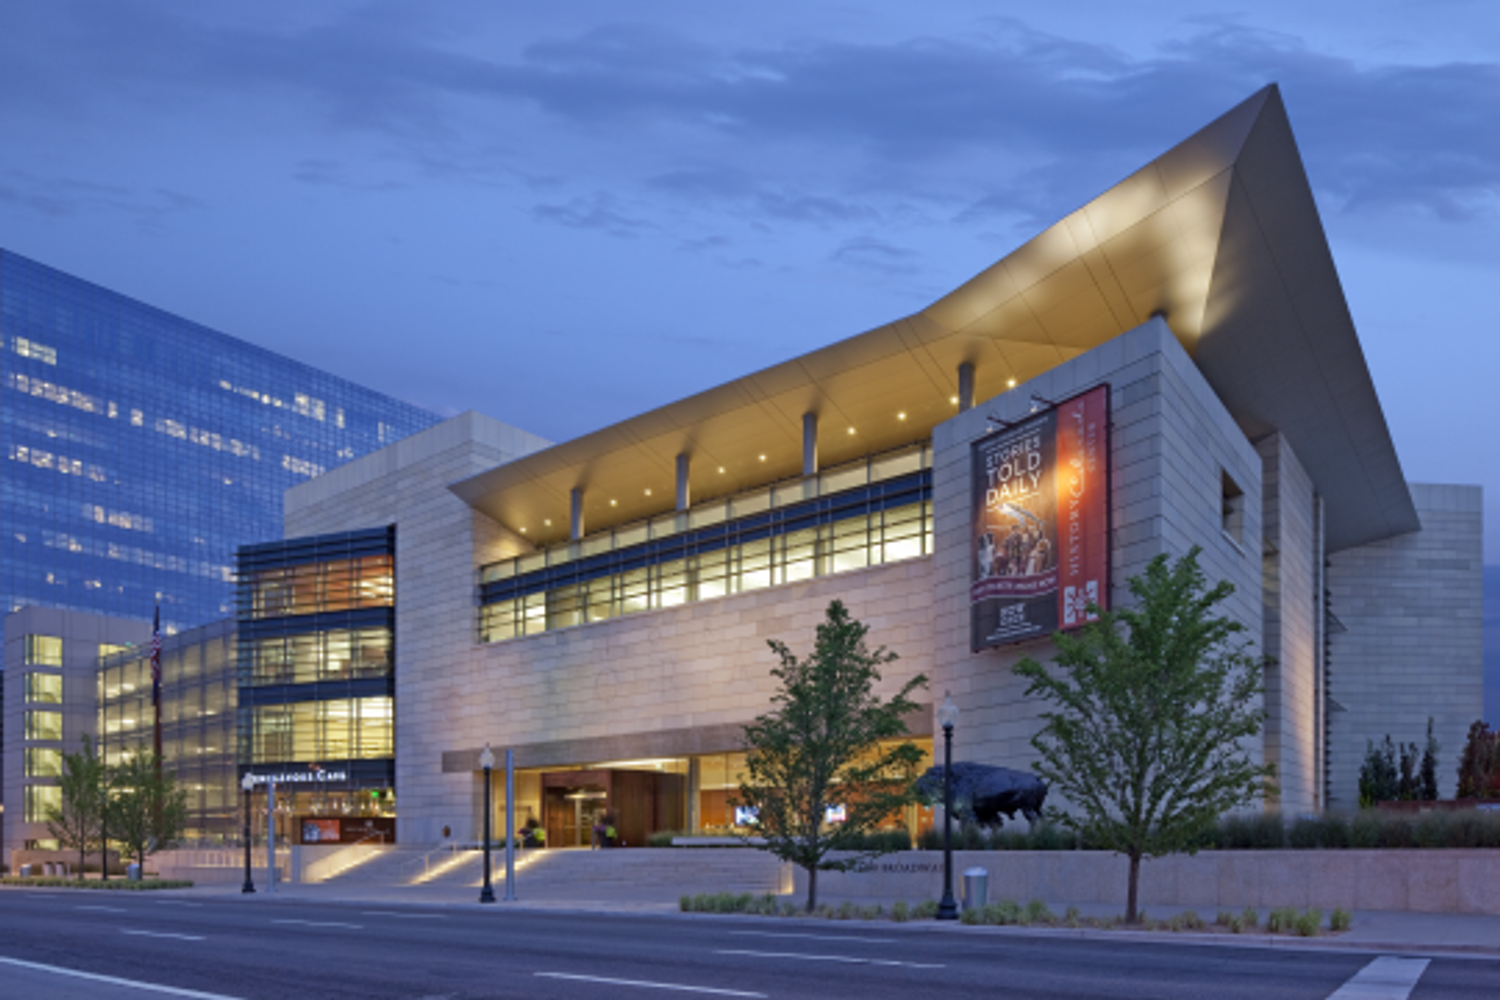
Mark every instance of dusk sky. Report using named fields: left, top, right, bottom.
left=2, top=3, right=1495, bottom=712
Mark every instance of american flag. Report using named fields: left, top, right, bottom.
left=150, top=605, right=162, bottom=708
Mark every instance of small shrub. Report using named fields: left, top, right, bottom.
left=994, top=829, right=1029, bottom=850
left=917, top=829, right=942, bottom=851
left=1413, top=811, right=1452, bottom=849
left=860, top=905, right=882, bottom=921
left=961, top=824, right=988, bottom=851
left=679, top=895, right=692, bottom=912
left=1329, top=908, right=1352, bottom=932
left=1027, top=825, right=1069, bottom=851
left=891, top=901, right=910, bottom=923
left=836, top=901, right=855, bottom=920
left=1214, top=910, right=1234, bottom=928
left=816, top=904, right=834, bottom=919
left=1350, top=810, right=1382, bottom=848
left=1293, top=909, right=1322, bottom=937
left=1240, top=906, right=1260, bottom=929
left=779, top=902, right=798, bottom=918
left=1287, top=817, right=1321, bottom=849
left=1179, top=910, right=1203, bottom=931
left=1064, top=905, right=1081, bottom=928
left=1227, top=916, right=1244, bottom=934
left=1377, top=815, right=1415, bottom=849
left=960, top=907, right=984, bottom=925
left=648, top=831, right=677, bottom=848
left=1266, top=907, right=1298, bottom=934
left=1025, top=900, right=1053, bottom=924
left=913, top=900, right=940, bottom=920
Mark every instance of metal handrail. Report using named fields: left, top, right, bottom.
left=398, top=841, right=462, bottom=882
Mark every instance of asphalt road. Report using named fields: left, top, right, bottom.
left=0, top=890, right=1493, bottom=999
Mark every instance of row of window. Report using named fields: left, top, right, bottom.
left=241, top=555, right=394, bottom=619
left=238, top=627, right=393, bottom=687
left=237, top=697, right=394, bottom=763
left=480, top=500, right=933, bottom=643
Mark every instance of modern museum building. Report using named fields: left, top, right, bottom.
left=4, top=86, right=1484, bottom=858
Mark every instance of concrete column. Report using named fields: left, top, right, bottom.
left=802, top=412, right=818, bottom=477
left=686, top=757, right=702, bottom=833
left=676, top=453, right=690, bottom=512
left=570, top=487, right=584, bottom=541
left=958, top=362, right=975, bottom=412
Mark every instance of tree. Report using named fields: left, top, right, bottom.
left=45, top=735, right=105, bottom=879
left=1014, top=548, right=1273, bottom=924
left=1358, top=736, right=1399, bottom=807
left=1457, top=721, right=1500, bottom=800
left=1419, top=718, right=1440, bottom=802
left=107, top=748, right=190, bottom=874
left=735, top=600, right=927, bottom=912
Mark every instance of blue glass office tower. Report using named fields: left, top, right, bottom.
left=0, top=248, right=440, bottom=639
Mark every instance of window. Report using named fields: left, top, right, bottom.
left=25, top=784, right=62, bottom=823
left=24, top=672, right=62, bottom=703
left=242, top=627, right=393, bottom=686
left=245, top=697, right=394, bottom=763
left=25, top=710, right=63, bottom=741
left=25, top=634, right=62, bottom=666
left=1222, top=471, right=1246, bottom=546
left=25, top=747, right=63, bottom=778
left=99, top=642, right=133, bottom=660
left=247, top=555, right=394, bottom=618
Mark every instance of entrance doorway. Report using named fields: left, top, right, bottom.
left=544, top=785, right=607, bottom=847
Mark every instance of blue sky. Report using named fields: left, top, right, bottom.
left=1, top=2, right=1495, bottom=710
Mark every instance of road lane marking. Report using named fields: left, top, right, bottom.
left=122, top=929, right=207, bottom=942
left=271, top=918, right=363, bottom=929
left=155, top=900, right=203, bottom=907
left=727, top=930, right=896, bottom=944
left=1326, top=957, right=1429, bottom=1000
left=360, top=910, right=447, bottom=919
left=77, top=904, right=128, bottom=913
left=0, top=956, right=241, bottom=998
left=715, top=948, right=943, bottom=969
left=536, top=972, right=766, bottom=997
left=25, top=893, right=57, bottom=899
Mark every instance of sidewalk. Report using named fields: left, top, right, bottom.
left=186, top=877, right=1500, bottom=958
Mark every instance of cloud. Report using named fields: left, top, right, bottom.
left=2, top=6, right=1495, bottom=236
left=531, top=193, right=655, bottom=238
left=0, top=168, right=203, bottom=232
left=830, top=235, right=921, bottom=277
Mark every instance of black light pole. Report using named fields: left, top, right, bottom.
left=479, top=744, right=496, bottom=904
left=936, top=692, right=959, bottom=920
left=241, top=774, right=256, bottom=894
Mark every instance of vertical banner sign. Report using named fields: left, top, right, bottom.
left=970, top=385, right=1110, bottom=650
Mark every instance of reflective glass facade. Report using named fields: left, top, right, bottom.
left=98, top=619, right=237, bottom=843
left=236, top=527, right=397, bottom=812
left=478, top=446, right=934, bottom=643
left=0, top=249, right=439, bottom=645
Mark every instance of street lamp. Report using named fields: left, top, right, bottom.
left=478, top=744, right=496, bottom=904
left=241, top=773, right=256, bottom=894
left=936, top=692, right=959, bottom=921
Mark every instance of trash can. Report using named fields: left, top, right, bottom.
left=19, top=864, right=33, bottom=878
left=961, top=867, right=988, bottom=912
left=127, top=863, right=142, bottom=882
left=43, top=862, right=56, bottom=877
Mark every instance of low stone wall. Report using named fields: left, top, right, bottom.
left=793, top=850, right=1500, bottom=915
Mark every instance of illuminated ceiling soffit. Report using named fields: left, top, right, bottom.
left=452, top=84, right=1414, bottom=552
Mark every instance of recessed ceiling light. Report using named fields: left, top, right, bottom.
left=1007, top=378, right=1017, bottom=388
left=847, top=427, right=856, bottom=435
left=519, top=527, right=528, bottom=534
left=897, top=412, right=906, bottom=421
left=949, top=396, right=959, bottom=405
left=758, top=454, right=766, bottom=462
left=718, top=466, right=726, bottom=474
left=544, top=519, right=551, bottom=526
left=610, top=499, right=618, bottom=506
left=644, top=488, right=652, bottom=496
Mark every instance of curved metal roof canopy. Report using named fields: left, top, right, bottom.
left=453, top=85, right=1416, bottom=553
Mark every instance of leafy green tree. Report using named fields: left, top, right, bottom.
left=735, top=600, right=928, bottom=912
left=45, top=735, right=105, bottom=879
left=107, top=748, right=190, bottom=873
left=1014, top=548, right=1273, bottom=923
left=1419, top=719, right=1440, bottom=802
left=1359, top=736, right=1400, bottom=807
left=1457, top=721, right=1499, bottom=799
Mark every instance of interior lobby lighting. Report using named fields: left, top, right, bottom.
left=644, top=488, right=652, bottom=496
left=847, top=427, right=856, bottom=435
left=758, top=454, right=766, bottom=462
left=949, top=396, right=959, bottom=405
left=718, top=467, right=725, bottom=474
left=610, top=499, right=618, bottom=506
left=1007, top=378, right=1018, bottom=388
left=897, top=412, right=907, bottom=421
left=543, top=519, right=551, bottom=527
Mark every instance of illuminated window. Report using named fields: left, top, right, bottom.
left=24, top=672, right=62, bottom=704
left=246, top=697, right=393, bottom=763
left=25, top=748, right=63, bottom=778
left=25, top=634, right=62, bottom=665
left=25, top=785, right=62, bottom=823
left=26, top=710, right=64, bottom=741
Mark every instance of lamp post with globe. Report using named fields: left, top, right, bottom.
left=936, top=693, right=959, bottom=920
left=479, top=745, right=496, bottom=904
left=241, top=773, right=256, bottom=894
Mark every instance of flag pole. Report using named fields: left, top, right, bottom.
left=151, top=604, right=163, bottom=781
